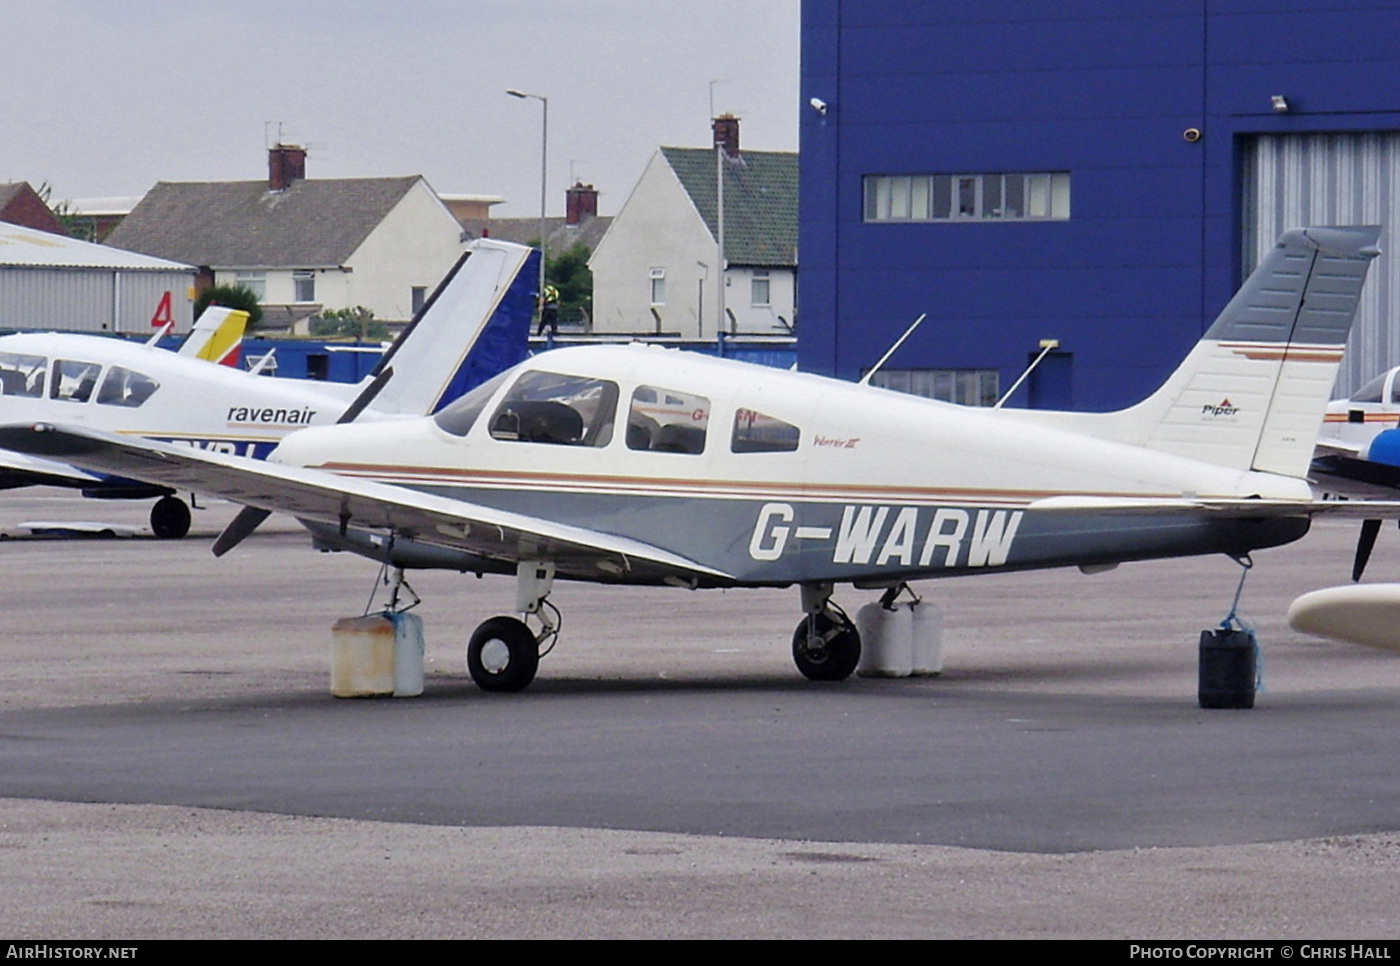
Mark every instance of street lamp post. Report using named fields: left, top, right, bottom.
left=507, top=89, right=549, bottom=316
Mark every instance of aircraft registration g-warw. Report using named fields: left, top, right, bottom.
left=0, top=238, right=537, bottom=537
left=0, top=227, right=1388, bottom=693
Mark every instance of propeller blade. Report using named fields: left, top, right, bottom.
left=1352, top=518, right=1382, bottom=583
left=212, top=506, right=272, bottom=558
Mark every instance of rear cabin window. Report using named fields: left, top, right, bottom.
left=627, top=385, right=709, bottom=454
left=95, top=366, right=159, bottom=407
left=732, top=408, right=801, bottom=453
left=51, top=360, right=102, bottom=403
left=0, top=353, right=46, bottom=397
left=488, top=370, right=618, bottom=447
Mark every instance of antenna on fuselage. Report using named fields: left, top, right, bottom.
left=994, top=338, right=1060, bottom=410
left=859, top=313, right=926, bottom=386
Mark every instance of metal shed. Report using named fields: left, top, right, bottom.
left=0, top=222, right=195, bottom=335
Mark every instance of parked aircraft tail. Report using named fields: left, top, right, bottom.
left=177, top=306, right=249, bottom=367
left=368, top=238, right=540, bottom=417
left=1051, top=227, right=1381, bottom=479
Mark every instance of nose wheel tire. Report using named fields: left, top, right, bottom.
left=150, top=496, right=191, bottom=540
left=792, top=614, right=861, bottom=682
left=468, top=616, right=540, bottom=692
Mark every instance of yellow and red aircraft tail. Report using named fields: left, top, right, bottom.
left=178, top=306, right=249, bottom=367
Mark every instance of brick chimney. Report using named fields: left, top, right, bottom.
left=712, top=113, right=740, bottom=159
left=566, top=181, right=598, bottom=225
left=268, top=144, right=307, bottom=191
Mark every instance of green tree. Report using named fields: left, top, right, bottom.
left=194, top=285, right=264, bottom=327
left=527, top=240, right=593, bottom=323
left=309, top=306, right=389, bottom=341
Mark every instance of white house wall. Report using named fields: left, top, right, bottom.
left=591, top=152, right=795, bottom=337
left=342, top=180, right=467, bottom=322
left=591, top=152, right=718, bottom=337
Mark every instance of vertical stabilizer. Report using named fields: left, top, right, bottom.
left=368, top=239, right=539, bottom=416
left=178, top=306, right=249, bottom=367
left=1113, top=227, right=1380, bottom=477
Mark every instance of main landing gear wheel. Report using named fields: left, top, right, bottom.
left=150, top=496, right=191, bottom=540
left=792, top=613, right=861, bottom=682
left=467, top=616, right=540, bottom=692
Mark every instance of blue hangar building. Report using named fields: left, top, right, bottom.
left=798, top=1, right=1400, bottom=411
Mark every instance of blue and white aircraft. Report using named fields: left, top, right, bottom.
left=0, top=227, right=1387, bottom=691
left=0, top=238, right=537, bottom=536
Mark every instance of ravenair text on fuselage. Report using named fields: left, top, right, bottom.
left=0, top=226, right=1383, bottom=696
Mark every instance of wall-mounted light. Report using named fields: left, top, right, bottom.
left=809, top=97, right=828, bottom=116
left=1271, top=95, right=1290, bottom=113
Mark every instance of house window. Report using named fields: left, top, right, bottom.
left=750, top=269, right=771, bottom=307
left=411, top=286, right=428, bottom=316
left=866, top=368, right=1000, bottom=407
left=649, top=268, right=666, bottom=306
left=293, top=270, right=315, bottom=303
left=235, top=271, right=267, bottom=300
left=864, top=173, right=1070, bottom=222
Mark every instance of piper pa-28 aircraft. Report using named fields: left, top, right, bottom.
left=0, top=227, right=1388, bottom=693
left=0, top=238, right=537, bottom=537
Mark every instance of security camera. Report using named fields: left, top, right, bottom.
left=809, top=97, right=828, bottom=116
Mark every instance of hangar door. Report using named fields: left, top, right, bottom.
left=1243, top=133, right=1399, bottom=397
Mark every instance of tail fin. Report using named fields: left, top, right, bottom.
left=367, top=238, right=540, bottom=416
left=1110, top=226, right=1381, bottom=477
left=178, top=306, right=249, bottom=367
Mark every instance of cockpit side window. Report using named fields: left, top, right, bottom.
left=732, top=408, right=801, bottom=453
left=95, top=366, right=160, bottom=407
left=51, top=359, right=102, bottom=403
left=0, top=353, right=46, bottom=397
left=627, top=385, right=709, bottom=454
left=1352, top=374, right=1386, bottom=403
left=432, top=370, right=512, bottom=437
left=488, top=370, right=619, bottom=447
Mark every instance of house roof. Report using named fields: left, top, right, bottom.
left=104, top=176, right=424, bottom=269
left=459, top=214, right=613, bottom=255
left=0, top=182, right=67, bottom=236
left=660, top=147, right=797, bottom=267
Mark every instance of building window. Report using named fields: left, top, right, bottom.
left=649, top=268, right=666, bottom=306
left=864, top=173, right=1070, bottom=222
left=235, top=271, right=267, bottom=300
left=865, top=368, right=1000, bottom=407
left=293, top=270, right=315, bottom=303
left=411, top=286, right=428, bottom=316
left=750, top=269, right=771, bottom=307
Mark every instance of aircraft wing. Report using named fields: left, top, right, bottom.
left=0, top=448, right=101, bottom=490
left=0, top=423, right=733, bottom=584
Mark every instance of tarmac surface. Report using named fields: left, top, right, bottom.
left=3, top=489, right=1400, bottom=938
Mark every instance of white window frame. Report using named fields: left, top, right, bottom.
left=750, top=269, right=771, bottom=307
left=649, top=267, right=666, bottom=306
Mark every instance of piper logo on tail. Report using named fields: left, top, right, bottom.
left=749, top=502, right=1023, bottom=569
left=1202, top=398, right=1240, bottom=418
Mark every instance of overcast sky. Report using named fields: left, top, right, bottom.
left=2, top=0, right=800, bottom=218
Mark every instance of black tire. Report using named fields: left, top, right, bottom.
left=792, top=613, right=861, bottom=681
left=468, top=616, right=540, bottom=692
left=150, top=496, right=191, bottom=539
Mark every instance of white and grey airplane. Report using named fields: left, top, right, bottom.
left=0, top=238, right=538, bottom=536
left=0, top=227, right=1386, bottom=692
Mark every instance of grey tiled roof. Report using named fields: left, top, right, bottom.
left=660, top=147, right=797, bottom=267
left=104, top=177, right=422, bottom=268
left=459, top=214, right=613, bottom=255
